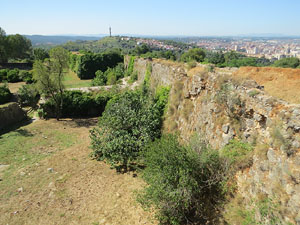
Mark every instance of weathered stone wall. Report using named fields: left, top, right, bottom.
left=125, top=56, right=300, bottom=224
left=0, top=102, right=27, bottom=130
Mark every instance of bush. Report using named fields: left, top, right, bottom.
left=106, top=68, right=117, bottom=85
left=17, top=84, right=39, bottom=107
left=181, top=48, right=206, bottom=63
left=273, top=57, right=300, bottom=68
left=90, top=90, right=163, bottom=170
left=91, top=64, right=125, bottom=86
left=42, top=90, right=113, bottom=117
left=0, top=83, right=12, bottom=104
left=6, top=68, right=21, bottom=82
left=220, top=139, right=253, bottom=170
left=77, top=51, right=123, bottom=79
left=0, top=69, right=8, bottom=82
left=19, top=70, right=34, bottom=84
left=91, top=70, right=106, bottom=86
left=139, top=135, right=226, bottom=225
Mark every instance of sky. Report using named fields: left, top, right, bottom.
left=1, top=0, right=300, bottom=36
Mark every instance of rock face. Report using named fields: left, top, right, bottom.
left=0, top=102, right=27, bottom=130
left=126, top=56, right=300, bottom=224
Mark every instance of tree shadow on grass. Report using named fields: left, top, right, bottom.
left=59, top=117, right=99, bottom=128
left=0, top=118, right=33, bottom=138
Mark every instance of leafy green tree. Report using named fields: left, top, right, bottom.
left=205, top=51, right=225, bottom=65
left=33, top=47, right=69, bottom=120
left=90, top=90, right=162, bottom=170
left=273, top=57, right=300, bottom=68
left=0, top=27, right=8, bottom=63
left=17, top=84, right=39, bottom=108
left=181, top=48, right=206, bottom=62
left=33, top=48, right=49, bottom=61
left=135, top=44, right=150, bottom=55
left=6, top=34, right=32, bottom=60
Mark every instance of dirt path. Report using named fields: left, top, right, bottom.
left=0, top=119, right=156, bottom=225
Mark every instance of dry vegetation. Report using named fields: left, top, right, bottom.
left=233, top=67, right=300, bottom=104
left=0, top=119, right=156, bottom=225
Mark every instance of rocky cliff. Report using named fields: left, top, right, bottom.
left=125, top=56, right=300, bottom=224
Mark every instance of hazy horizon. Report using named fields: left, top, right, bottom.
left=1, top=0, right=300, bottom=36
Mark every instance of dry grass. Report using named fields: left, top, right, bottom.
left=187, top=66, right=207, bottom=77
left=0, top=81, right=26, bottom=94
left=233, top=67, right=300, bottom=104
left=0, top=119, right=156, bottom=225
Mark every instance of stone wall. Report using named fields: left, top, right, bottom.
left=0, top=102, right=27, bottom=130
left=125, top=56, right=300, bottom=224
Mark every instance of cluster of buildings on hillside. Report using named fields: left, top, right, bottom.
left=120, top=36, right=300, bottom=60
left=136, top=38, right=180, bottom=51
left=121, top=37, right=180, bottom=51
left=194, top=38, right=300, bottom=60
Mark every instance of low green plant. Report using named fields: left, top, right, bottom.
left=248, top=89, right=260, bottom=97
left=270, top=123, right=293, bottom=156
left=187, top=60, right=197, bottom=69
left=138, top=135, right=226, bottom=225
left=0, top=69, right=8, bottom=82
left=0, top=83, right=12, bottom=104
left=129, top=71, right=138, bottom=83
left=6, top=68, right=21, bottom=83
left=125, top=55, right=135, bottom=77
left=220, top=139, right=254, bottom=170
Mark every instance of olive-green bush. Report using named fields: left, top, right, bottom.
left=0, top=83, right=12, bottom=104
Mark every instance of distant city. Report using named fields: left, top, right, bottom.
left=135, top=36, right=300, bottom=60
left=25, top=34, right=300, bottom=60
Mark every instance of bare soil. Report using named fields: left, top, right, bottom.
left=0, top=119, right=156, bottom=225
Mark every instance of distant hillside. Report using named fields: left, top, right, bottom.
left=62, top=36, right=139, bottom=53
left=25, top=35, right=105, bottom=48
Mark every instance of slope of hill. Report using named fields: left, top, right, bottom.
left=233, top=66, right=300, bottom=104
left=25, top=35, right=105, bottom=48
left=62, top=36, right=138, bottom=53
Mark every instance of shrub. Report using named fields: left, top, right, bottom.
left=91, top=63, right=125, bottom=86
left=19, top=70, right=34, bottom=84
left=129, top=71, right=138, bottom=83
left=0, top=83, right=12, bottom=104
left=139, top=135, right=226, bottom=225
left=17, top=84, right=39, bottom=107
left=181, top=48, right=206, bottom=63
left=220, top=139, right=253, bottom=170
left=91, top=70, right=106, bottom=86
left=6, top=69, right=21, bottom=82
left=90, top=90, right=162, bottom=170
left=273, top=57, right=300, bottom=68
left=77, top=51, right=123, bottom=79
left=0, top=69, right=8, bottom=82
left=126, top=56, right=135, bottom=77
left=187, top=60, right=197, bottom=69
left=106, top=69, right=117, bottom=85
left=42, top=90, right=113, bottom=117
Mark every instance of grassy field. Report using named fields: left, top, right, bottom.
left=63, top=70, right=92, bottom=89
left=0, top=70, right=92, bottom=94
left=0, top=119, right=156, bottom=225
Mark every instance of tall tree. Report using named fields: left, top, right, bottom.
left=6, top=34, right=32, bottom=60
left=0, top=27, right=7, bottom=63
left=33, top=48, right=49, bottom=61
left=33, top=47, right=69, bottom=120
